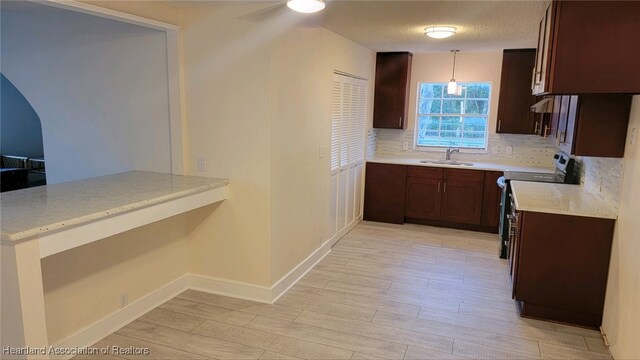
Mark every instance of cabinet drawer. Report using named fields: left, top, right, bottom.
left=444, top=168, right=484, bottom=182
left=407, top=166, right=443, bottom=179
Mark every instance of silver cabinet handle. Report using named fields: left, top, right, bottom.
left=398, top=117, right=402, bottom=127
left=443, top=182, right=447, bottom=193
left=543, top=125, right=550, bottom=138
left=437, top=181, right=441, bottom=193
left=498, top=120, right=502, bottom=132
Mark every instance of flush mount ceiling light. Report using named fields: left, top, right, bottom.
left=447, top=50, right=463, bottom=95
left=425, top=26, right=457, bottom=39
left=287, top=0, right=325, bottom=13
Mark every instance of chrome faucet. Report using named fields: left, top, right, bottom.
left=445, top=147, right=460, bottom=161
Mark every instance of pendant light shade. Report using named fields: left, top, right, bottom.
left=447, top=50, right=461, bottom=95
left=287, top=0, right=325, bottom=13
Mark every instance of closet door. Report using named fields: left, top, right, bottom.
left=331, top=73, right=368, bottom=239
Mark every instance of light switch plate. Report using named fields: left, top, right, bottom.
left=630, top=127, right=637, bottom=146
left=318, top=146, right=327, bottom=159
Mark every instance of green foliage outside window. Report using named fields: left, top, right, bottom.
left=417, top=82, right=491, bottom=149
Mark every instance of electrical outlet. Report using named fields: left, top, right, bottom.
left=119, top=291, right=128, bottom=308
left=196, top=157, right=206, bottom=173
left=630, top=127, right=637, bottom=146
left=402, top=142, right=409, bottom=151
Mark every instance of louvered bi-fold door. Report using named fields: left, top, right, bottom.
left=330, top=73, right=368, bottom=241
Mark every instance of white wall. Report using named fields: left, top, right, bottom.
left=0, top=1, right=172, bottom=183
left=182, top=4, right=375, bottom=286
left=602, top=95, right=640, bottom=360
left=269, top=28, right=375, bottom=281
left=0, top=74, right=44, bottom=157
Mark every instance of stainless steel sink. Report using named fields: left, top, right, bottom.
left=419, top=160, right=474, bottom=167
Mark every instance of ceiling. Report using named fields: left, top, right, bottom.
left=167, top=0, right=548, bottom=53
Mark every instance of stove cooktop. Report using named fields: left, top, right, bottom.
left=503, top=171, right=564, bottom=183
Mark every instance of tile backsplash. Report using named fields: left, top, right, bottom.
left=575, top=156, right=624, bottom=211
left=374, top=128, right=558, bottom=167
left=370, top=127, right=625, bottom=214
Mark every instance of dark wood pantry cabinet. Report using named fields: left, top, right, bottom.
left=532, top=1, right=640, bottom=95
left=496, top=49, right=537, bottom=134
left=373, top=52, right=413, bottom=129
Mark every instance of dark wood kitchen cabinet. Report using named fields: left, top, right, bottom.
left=481, top=171, right=503, bottom=228
left=405, top=167, right=443, bottom=220
left=496, top=49, right=537, bottom=134
left=373, top=52, right=413, bottom=129
left=440, top=169, right=485, bottom=225
left=363, top=162, right=407, bottom=224
left=404, top=167, right=487, bottom=227
left=532, top=1, right=640, bottom=95
left=552, top=94, right=632, bottom=157
left=511, top=211, right=615, bottom=328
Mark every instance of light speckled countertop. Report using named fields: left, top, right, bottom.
left=0, top=171, right=229, bottom=242
left=369, top=156, right=555, bottom=173
left=510, top=181, right=618, bottom=219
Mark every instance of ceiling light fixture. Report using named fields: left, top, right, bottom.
left=448, top=50, right=462, bottom=95
left=287, top=0, right=325, bottom=13
left=425, top=26, right=457, bottom=39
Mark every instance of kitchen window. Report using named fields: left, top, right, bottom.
left=416, top=82, right=491, bottom=149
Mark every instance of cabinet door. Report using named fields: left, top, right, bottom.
left=533, top=3, right=554, bottom=95
left=544, top=95, right=560, bottom=139
left=440, top=169, right=484, bottom=225
left=573, top=95, right=632, bottom=158
left=481, top=171, right=503, bottom=228
left=496, top=49, right=537, bottom=134
left=559, top=95, right=578, bottom=154
left=405, top=177, right=442, bottom=220
left=556, top=95, right=571, bottom=147
left=363, top=163, right=407, bottom=224
left=373, top=52, right=412, bottom=129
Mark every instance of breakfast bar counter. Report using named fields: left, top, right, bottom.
left=0, top=171, right=229, bottom=354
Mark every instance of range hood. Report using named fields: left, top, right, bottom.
left=530, top=97, right=554, bottom=113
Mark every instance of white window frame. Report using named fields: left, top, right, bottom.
left=413, top=81, right=492, bottom=153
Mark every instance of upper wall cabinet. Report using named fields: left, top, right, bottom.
left=496, top=49, right=537, bottom=134
left=373, top=52, right=413, bottom=129
left=532, top=1, right=640, bottom=95
left=553, top=94, right=632, bottom=157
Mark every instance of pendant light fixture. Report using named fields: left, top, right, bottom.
left=447, top=50, right=462, bottom=95
left=287, top=0, right=325, bottom=13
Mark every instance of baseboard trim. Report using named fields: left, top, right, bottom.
left=51, top=219, right=361, bottom=358
left=186, top=273, right=273, bottom=303
left=51, top=275, right=189, bottom=359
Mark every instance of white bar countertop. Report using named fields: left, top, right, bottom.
left=368, top=155, right=555, bottom=173
left=1, top=171, right=229, bottom=242
left=510, top=181, right=618, bottom=219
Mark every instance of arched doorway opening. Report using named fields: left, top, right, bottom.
left=1, top=73, right=47, bottom=192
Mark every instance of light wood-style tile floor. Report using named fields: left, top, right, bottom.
left=79, top=221, right=613, bottom=359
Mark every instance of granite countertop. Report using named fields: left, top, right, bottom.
left=510, top=181, right=618, bottom=219
left=0, top=171, right=229, bottom=242
left=368, top=156, right=555, bottom=174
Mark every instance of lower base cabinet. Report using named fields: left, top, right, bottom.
left=363, top=163, right=406, bottom=224
left=511, top=211, right=615, bottom=328
left=364, top=162, right=501, bottom=233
